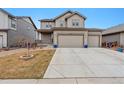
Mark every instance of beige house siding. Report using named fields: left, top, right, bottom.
left=41, top=21, right=54, bottom=29
left=67, top=15, right=85, bottom=28
left=88, top=31, right=101, bottom=35
left=55, top=13, right=72, bottom=27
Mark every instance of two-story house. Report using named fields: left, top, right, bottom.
left=0, top=9, right=37, bottom=48
left=37, top=11, right=103, bottom=48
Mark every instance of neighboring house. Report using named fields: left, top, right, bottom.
left=8, top=16, right=37, bottom=47
left=102, top=23, right=124, bottom=47
left=0, top=9, right=37, bottom=48
left=0, top=9, right=15, bottom=48
left=37, top=11, right=103, bottom=48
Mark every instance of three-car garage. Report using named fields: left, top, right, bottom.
left=58, top=35, right=100, bottom=48
left=53, top=28, right=102, bottom=48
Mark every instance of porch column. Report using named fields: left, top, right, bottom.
left=38, top=33, right=42, bottom=40
left=99, top=34, right=102, bottom=47
left=53, top=31, right=58, bottom=48
left=84, top=31, right=88, bottom=47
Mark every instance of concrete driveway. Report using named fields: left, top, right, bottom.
left=44, top=48, right=124, bottom=78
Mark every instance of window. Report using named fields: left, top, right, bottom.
left=11, top=19, right=16, bottom=28
left=46, top=24, right=52, bottom=28
left=59, top=20, right=64, bottom=27
left=72, top=22, right=75, bottom=26
left=76, top=22, right=79, bottom=26
left=60, top=23, right=63, bottom=27
left=72, top=19, right=80, bottom=27
left=46, top=24, right=49, bottom=28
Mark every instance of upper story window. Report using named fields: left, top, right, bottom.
left=72, top=19, right=80, bottom=27
left=60, top=23, right=63, bottom=27
left=11, top=19, right=16, bottom=28
left=76, top=22, right=79, bottom=26
left=46, top=24, right=52, bottom=28
left=72, top=22, right=75, bottom=26
left=46, top=24, right=49, bottom=28
left=59, top=20, right=64, bottom=27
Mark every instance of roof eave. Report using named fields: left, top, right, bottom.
left=0, top=8, right=15, bottom=18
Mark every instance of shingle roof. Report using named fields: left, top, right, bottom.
left=102, top=23, right=124, bottom=35
left=40, top=10, right=87, bottom=22
left=65, top=12, right=87, bottom=20
left=39, top=19, right=54, bottom=22
left=53, top=10, right=73, bottom=21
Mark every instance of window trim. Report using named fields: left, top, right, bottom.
left=11, top=19, right=16, bottom=28
left=72, top=19, right=80, bottom=27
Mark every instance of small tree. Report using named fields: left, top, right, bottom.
left=26, top=40, right=32, bottom=57
left=27, top=41, right=30, bottom=56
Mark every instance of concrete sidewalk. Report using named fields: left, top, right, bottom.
left=1, top=78, right=124, bottom=84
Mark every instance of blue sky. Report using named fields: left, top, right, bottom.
left=4, top=8, right=124, bottom=29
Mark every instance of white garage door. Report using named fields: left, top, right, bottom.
left=88, top=36, right=99, bottom=47
left=0, top=36, right=3, bottom=48
left=58, top=35, right=83, bottom=48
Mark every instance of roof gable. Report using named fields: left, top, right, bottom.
left=16, top=16, right=37, bottom=29
left=65, top=12, right=87, bottom=20
left=40, top=10, right=87, bottom=22
left=53, top=10, right=73, bottom=21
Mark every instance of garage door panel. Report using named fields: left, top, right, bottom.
left=88, top=36, right=99, bottom=47
left=58, top=35, right=83, bottom=48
